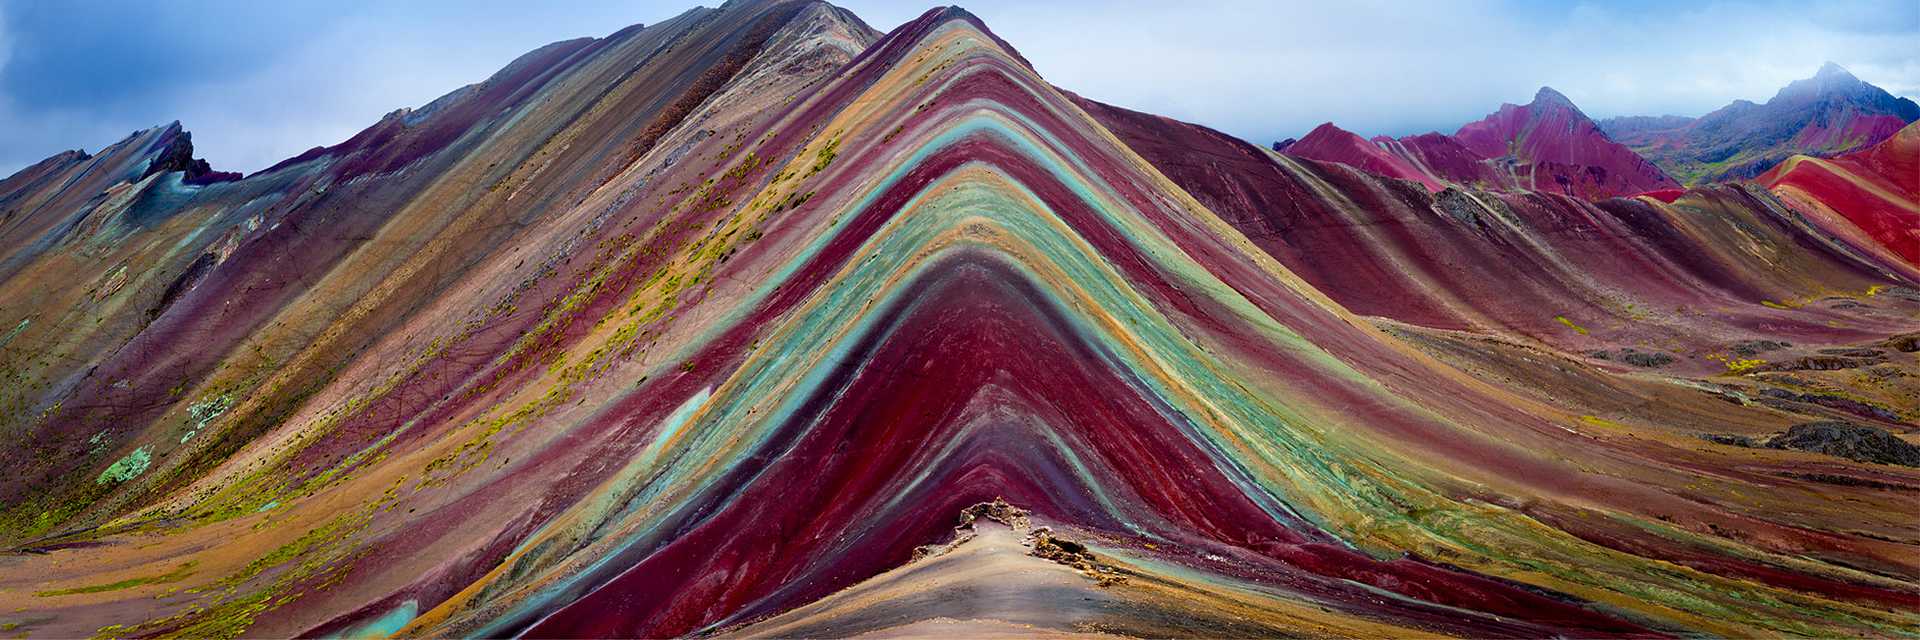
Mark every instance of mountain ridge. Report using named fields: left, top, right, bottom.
left=1762, top=120, right=1920, bottom=268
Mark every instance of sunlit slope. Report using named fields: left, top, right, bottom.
left=1765, top=121, right=1920, bottom=271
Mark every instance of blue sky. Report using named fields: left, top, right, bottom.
left=2, top=0, right=1915, bottom=176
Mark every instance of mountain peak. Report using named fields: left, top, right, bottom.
left=1776, top=62, right=1870, bottom=102
left=138, top=124, right=239, bottom=185
left=1282, top=120, right=1448, bottom=190
left=886, top=5, right=1033, bottom=71
left=1303, top=121, right=1353, bottom=138
left=1532, top=86, right=1575, bottom=107
left=1815, top=61, right=1854, bottom=81
left=1293, top=121, right=1370, bottom=149
left=1450, top=85, right=1677, bottom=195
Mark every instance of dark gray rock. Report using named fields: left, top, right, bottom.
left=1763, top=422, right=1920, bottom=467
left=1731, top=339, right=1791, bottom=357
left=1621, top=351, right=1675, bottom=368
left=1701, top=433, right=1756, bottom=448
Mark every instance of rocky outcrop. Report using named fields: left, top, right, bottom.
left=1710, top=421, right=1920, bottom=467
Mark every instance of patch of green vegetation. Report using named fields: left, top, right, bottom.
left=806, top=134, right=841, bottom=177
left=187, top=394, right=232, bottom=425
left=101, top=480, right=397, bottom=639
left=180, top=393, right=234, bottom=443
left=96, top=446, right=152, bottom=485
left=36, top=562, right=195, bottom=597
left=1554, top=315, right=1590, bottom=336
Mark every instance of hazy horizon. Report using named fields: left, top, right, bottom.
left=2, top=0, right=1915, bottom=176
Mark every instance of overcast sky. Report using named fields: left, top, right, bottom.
left=2, top=0, right=1915, bottom=176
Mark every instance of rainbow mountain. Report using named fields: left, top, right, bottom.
left=0, top=2, right=1917, bottom=638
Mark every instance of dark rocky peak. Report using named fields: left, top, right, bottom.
left=1532, top=86, right=1577, bottom=108
left=1815, top=61, right=1854, bottom=81
left=1767, top=63, right=1919, bottom=120
left=139, top=123, right=240, bottom=185
left=1524, top=86, right=1599, bottom=125
left=1776, top=62, right=1870, bottom=102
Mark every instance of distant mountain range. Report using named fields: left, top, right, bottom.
left=1602, top=63, right=1920, bottom=184
left=1281, top=63, right=1917, bottom=196
left=1281, top=87, right=1678, bottom=200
